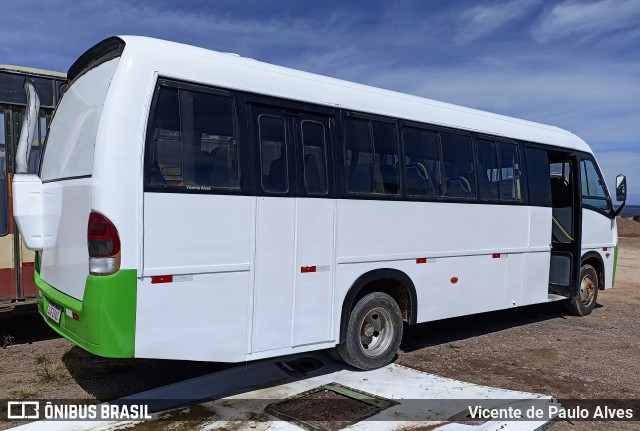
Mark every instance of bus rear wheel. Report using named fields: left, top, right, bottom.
left=335, top=292, right=403, bottom=370
left=565, top=264, right=598, bottom=316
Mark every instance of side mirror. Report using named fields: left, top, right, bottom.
left=616, top=174, right=627, bottom=202
left=611, top=174, right=627, bottom=218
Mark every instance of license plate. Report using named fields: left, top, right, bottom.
left=46, top=302, right=62, bottom=324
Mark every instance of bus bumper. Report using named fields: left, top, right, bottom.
left=35, top=268, right=137, bottom=358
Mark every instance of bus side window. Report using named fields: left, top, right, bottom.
left=259, top=115, right=288, bottom=193
left=401, top=127, right=441, bottom=197
left=344, top=117, right=399, bottom=195
left=146, top=86, right=240, bottom=190
left=498, top=141, right=522, bottom=200
left=148, top=87, right=181, bottom=186
left=301, top=121, right=328, bottom=195
left=476, top=138, right=499, bottom=200
left=193, top=92, right=239, bottom=189
left=441, top=132, right=475, bottom=199
left=524, top=147, right=551, bottom=207
left=372, top=121, right=400, bottom=195
left=345, top=118, right=374, bottom=193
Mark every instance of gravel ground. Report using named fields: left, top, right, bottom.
left=617, top=217, right=640, bottom=237
left=2, top=237, right=639, bottom=430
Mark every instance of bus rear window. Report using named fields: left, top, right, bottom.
left=67, top=36, right=125, bottom=85
left=40, top=58, right=120, bottom=182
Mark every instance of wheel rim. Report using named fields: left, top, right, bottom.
left=580, top=274, right=596, bottom=306
left=358, top=307, right=395, bottom=358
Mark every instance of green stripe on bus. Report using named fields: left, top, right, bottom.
left=612, top=245, right=619, bottom=288
left=35, top=269, right=137, bottom=358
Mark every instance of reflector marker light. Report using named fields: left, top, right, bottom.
left=152, top=275, right=173, bottom=284
left=416, top=258, right=427, bottom=264
left=492, top=253, right=501, bottom=258
left=301, top=266, right=317, bottom=273
left=66, top=308, right=80, bottom=321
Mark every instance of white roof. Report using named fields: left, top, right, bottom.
left=0, top=64, right=66, bottom=79
left=117, top=36, right=591, bottom=153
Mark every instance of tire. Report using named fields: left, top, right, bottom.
left=565, top=264, right=599, bottom=316
left=335, top=292, right=403, bottom=370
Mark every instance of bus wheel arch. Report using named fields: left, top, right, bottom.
left=330, top=269, right=417, bottom=369
left=339, top=268, right=418, bottom=344
left=581, top=251, right=605, bottom=290
left=565, top=253, right=604, bottom=316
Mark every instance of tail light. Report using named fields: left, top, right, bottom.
left=88, top=211, right=121, bottom=275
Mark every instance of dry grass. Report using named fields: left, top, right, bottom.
left=2, top=335, right=14, bottom=349
left=8, top=385, right=38, bottom=400
left=34, top=354, right=69, bottom=384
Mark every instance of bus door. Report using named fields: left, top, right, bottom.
left=548, top=152, right=582, bottom=297
left=249, top=104, right=335, bottom=353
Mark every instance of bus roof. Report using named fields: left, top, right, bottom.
left=0, top=64, right=66, bottom=79
left=114, top=36, right=592, bottom=153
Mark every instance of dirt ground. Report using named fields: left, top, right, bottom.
left=0, top=308, right=232, bottom=430
left=616, top=216, right=640, bottom=237
left=1, top=232, right=639, bottom=430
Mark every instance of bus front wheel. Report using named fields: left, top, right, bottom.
left=565, top=264, right=599, bottom=316
left=335, top=292, right=403, bottom=370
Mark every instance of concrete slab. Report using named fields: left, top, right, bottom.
left=8, top=353, right=559, bottom=431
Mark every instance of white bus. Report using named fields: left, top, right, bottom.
left=13, top=36, right=627, bottom=370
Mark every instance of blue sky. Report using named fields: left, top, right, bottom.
left=1, top=0, right=639, bottom=203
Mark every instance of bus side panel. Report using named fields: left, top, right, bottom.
left=522, top=206, right=552, bottom=305
left=135, top=272, right=250, bottom=361
left=582, top=208, right=616, bottom=289
left=335, top=200, right=529, bottom=323
left=138, top=193, right=252, bottom=361
left=336, top=200, right=530, bottom=261
left=335, top=255, right=509, bottom=325
left=252, top=196, right=296, bottom=353
left=506, top=252, right=525, bottom=307
left=292, top=198, right=335, bottom=346
left=522, top=252, right=551, bottom=305
left=415, top=254, right=509, bottom=321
